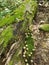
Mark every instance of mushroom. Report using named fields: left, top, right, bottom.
left=25, top=59, right=28, bottom=62
left=25, top=44, right=28, bottom=47
left=23, top=54, right=26, bottom=58
left=31, top=60, right=33, bottom=63
left=26, top=63, right=29, bottom=65
left=28, top=54, right=31, bottom=57
left=23, top=46, right=26, bottom=49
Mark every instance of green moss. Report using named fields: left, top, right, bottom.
left=9, top=61, right=13, bottom=65
left=0, top=1, right=25, bottom=27
left=0, top=26, right=13, bottom=48
left=0, top=0, right=37, bottom=27
left=21, top=0, right=37, bottom=32
left=25, top=33, right=34, bottom=56
left=39, top=24, right=49, bottom=32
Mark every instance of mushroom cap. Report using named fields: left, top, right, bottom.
left=23, top=50, right=26, bottom=54
left=25, top=59, right=28, bottom=62
left=23, top=54, right=26, bottom=57
left=31, top=60, right=33, bottom=63
left=26, top=63, right=29, bottom=65
left=28, top=54, right=31, bottom=57
left=25, top=44, right=28, bottom=47
left=32, top=49, right=35, bottom=51
left=26, top=48, right=28, bottom=50
left=23, top=47, right=26, bottom=49
left=30, top=52, right=32, bottom=55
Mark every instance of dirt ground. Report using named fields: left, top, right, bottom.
left=33, top=0, right=49, bottom=65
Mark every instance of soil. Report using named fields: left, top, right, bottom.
left=32, top=0, right=49, bottom=65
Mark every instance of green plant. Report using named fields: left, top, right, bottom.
left=39, top=24, right=49, bottom=32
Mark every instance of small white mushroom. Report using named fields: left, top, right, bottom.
left=23, top=47, right=26, bottom=49
left=25, top=59, right=28, bottom=62
left=26, top=48, right=28, bottom=51
left=23, top=50, right=26, bottom=54
left=30, top=52, right=32, bottom=55
left=25, top=33, right=27, bottom=35
left=25, top=44, right=28, bottom=47
left=31, top=60, right=33, bottom=63
left=28, top=54, right=31, bottom=57
left=23, top=54, right=26, bottom=58
left=32, top=49, right=35, bottom=51
left=26, top=63, right=29, bottom=65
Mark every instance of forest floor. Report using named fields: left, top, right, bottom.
left=33, top=1, right=49, bottom=65
left=0, top=1, right=49, bottom=65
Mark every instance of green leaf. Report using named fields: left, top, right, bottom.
left=39, top=24, right=49, bottom=32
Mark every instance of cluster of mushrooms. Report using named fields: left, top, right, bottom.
left=22, top=33, right=35, bottom=65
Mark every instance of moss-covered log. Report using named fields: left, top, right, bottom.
left=0, top=0, right=37, bottom=27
